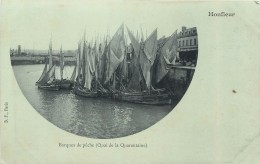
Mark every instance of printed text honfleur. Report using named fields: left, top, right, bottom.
left=209, top=12, right=235, bottom=17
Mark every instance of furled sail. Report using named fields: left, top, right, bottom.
left=127, top=57, right=141, bottom=91
left=95, top=38, right=104, bottom=63
left=143, top=29, right=157, bottom=65
left=155, top=31, right=177, bottom=83
left=60, top=45, right=64, bottom=79
left=92, top=43, right=98, bottom=81
left=139, top=29, right=157, bottom=90
left=76, top=41, right=82, bottom=82
left=48, top=40, right=53, bottom=69
left=84, top=45, right=91, bottom=90
left=104, top=24, right=125, bottom=84
left=36, top=61, right=48, bottom=84
left=96, top=43, right=102, bottom=79
left=81, top=39, right=87, bottom=86
left=99, top=41, right=108, bottom=84
left=99, top=41, right=106, bottom=59
left=77, top=32, right=86, bottom=85
left=119, top=53, right=127, bottom=85
left=84, top=44, right=96, bottom=90
left=126, top=29, right=142, bottom=91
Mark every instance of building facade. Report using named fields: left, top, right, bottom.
left=177, top=26, right=198, bottom=64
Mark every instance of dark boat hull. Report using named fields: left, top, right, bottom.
left=97, top=88, right=116, bottom=98
left=37, top=84, right=60, bottom=91
left=114, top=91, right=171, bottom=105
left=98, top=92, right=112, bottom=98
left=60, top=80, right=73, bottom=90
left=74, top=87, right=98, bottom=98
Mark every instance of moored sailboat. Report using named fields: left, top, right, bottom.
left=92, top=25, right=126, bottom=97
left=36, top=64, right=60, bottom=91
left=73, top=32, right=98, bottom=98
left=36, top=40, right=60, bottom=91
left=96, top=39, right=111, bottom=97
left=71, top=25, right=175, bottom=105
left=113, top=27, right=172, bottom=105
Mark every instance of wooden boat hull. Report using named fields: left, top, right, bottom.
left=97, top=88, right=115, bottom=98
left=74, top=87, right=98, bottom=98
left=60, top=80, right=73, bottom=90
left=37, top=84, right=60, bottom=91
left=114, top=91, right=172, bottom=105
left=98, top=92, right=112, bottom=98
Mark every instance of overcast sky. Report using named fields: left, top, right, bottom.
left=2, top=0, right=197, bottom=50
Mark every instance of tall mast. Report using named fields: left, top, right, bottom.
left=82, top=31, right=86, bottom=86
left=76, top=40, right=82, bottom=83
left=49, top=37, right=53, bottom=69
left=94, top=41, right=98, bottom=91
left=60, top=44, right=64, bottom=80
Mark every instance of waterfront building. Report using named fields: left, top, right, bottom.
left=177, top=26, right=198, bottom=64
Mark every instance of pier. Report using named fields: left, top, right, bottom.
left=10, top=55, right=76, bottom=65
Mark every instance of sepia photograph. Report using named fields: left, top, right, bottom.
left=1, top=1, right=259, bottom=163
left=11, top=22, right=198, bottom=138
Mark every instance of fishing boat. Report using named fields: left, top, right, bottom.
left=96, top=42, right=111, bottom=98
left=73, top=32, right=98, bottom=97
left=96, top=24, right=125, bottom=98
left=72, top=25, right=175, bottom=105
left=36, top=63, right=60, bottom=91
left=113, top=27, right=173, bottom=105
left=113, top=90, right=171, bottom=105
left=36, top=40, right=60, bottom=91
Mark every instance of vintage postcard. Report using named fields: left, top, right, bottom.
left=0, top=0, right=259, bottom=163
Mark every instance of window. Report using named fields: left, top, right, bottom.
left=186, top=40, right=188, bottom=46
left=179, top=41, right=181, bottom=47
left=183, top=40, right=185, bottom=46
left=194, top=38, right=197, bottom=45
left=190, top=39, right=192, bottom=46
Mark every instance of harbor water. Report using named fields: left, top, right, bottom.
left=12, top=64, right=175, bottom=139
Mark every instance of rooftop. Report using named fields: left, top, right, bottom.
left=177, top=26, right=197, bottom=39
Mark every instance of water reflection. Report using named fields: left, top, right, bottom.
left=13, top=65, right=173, bottom=139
